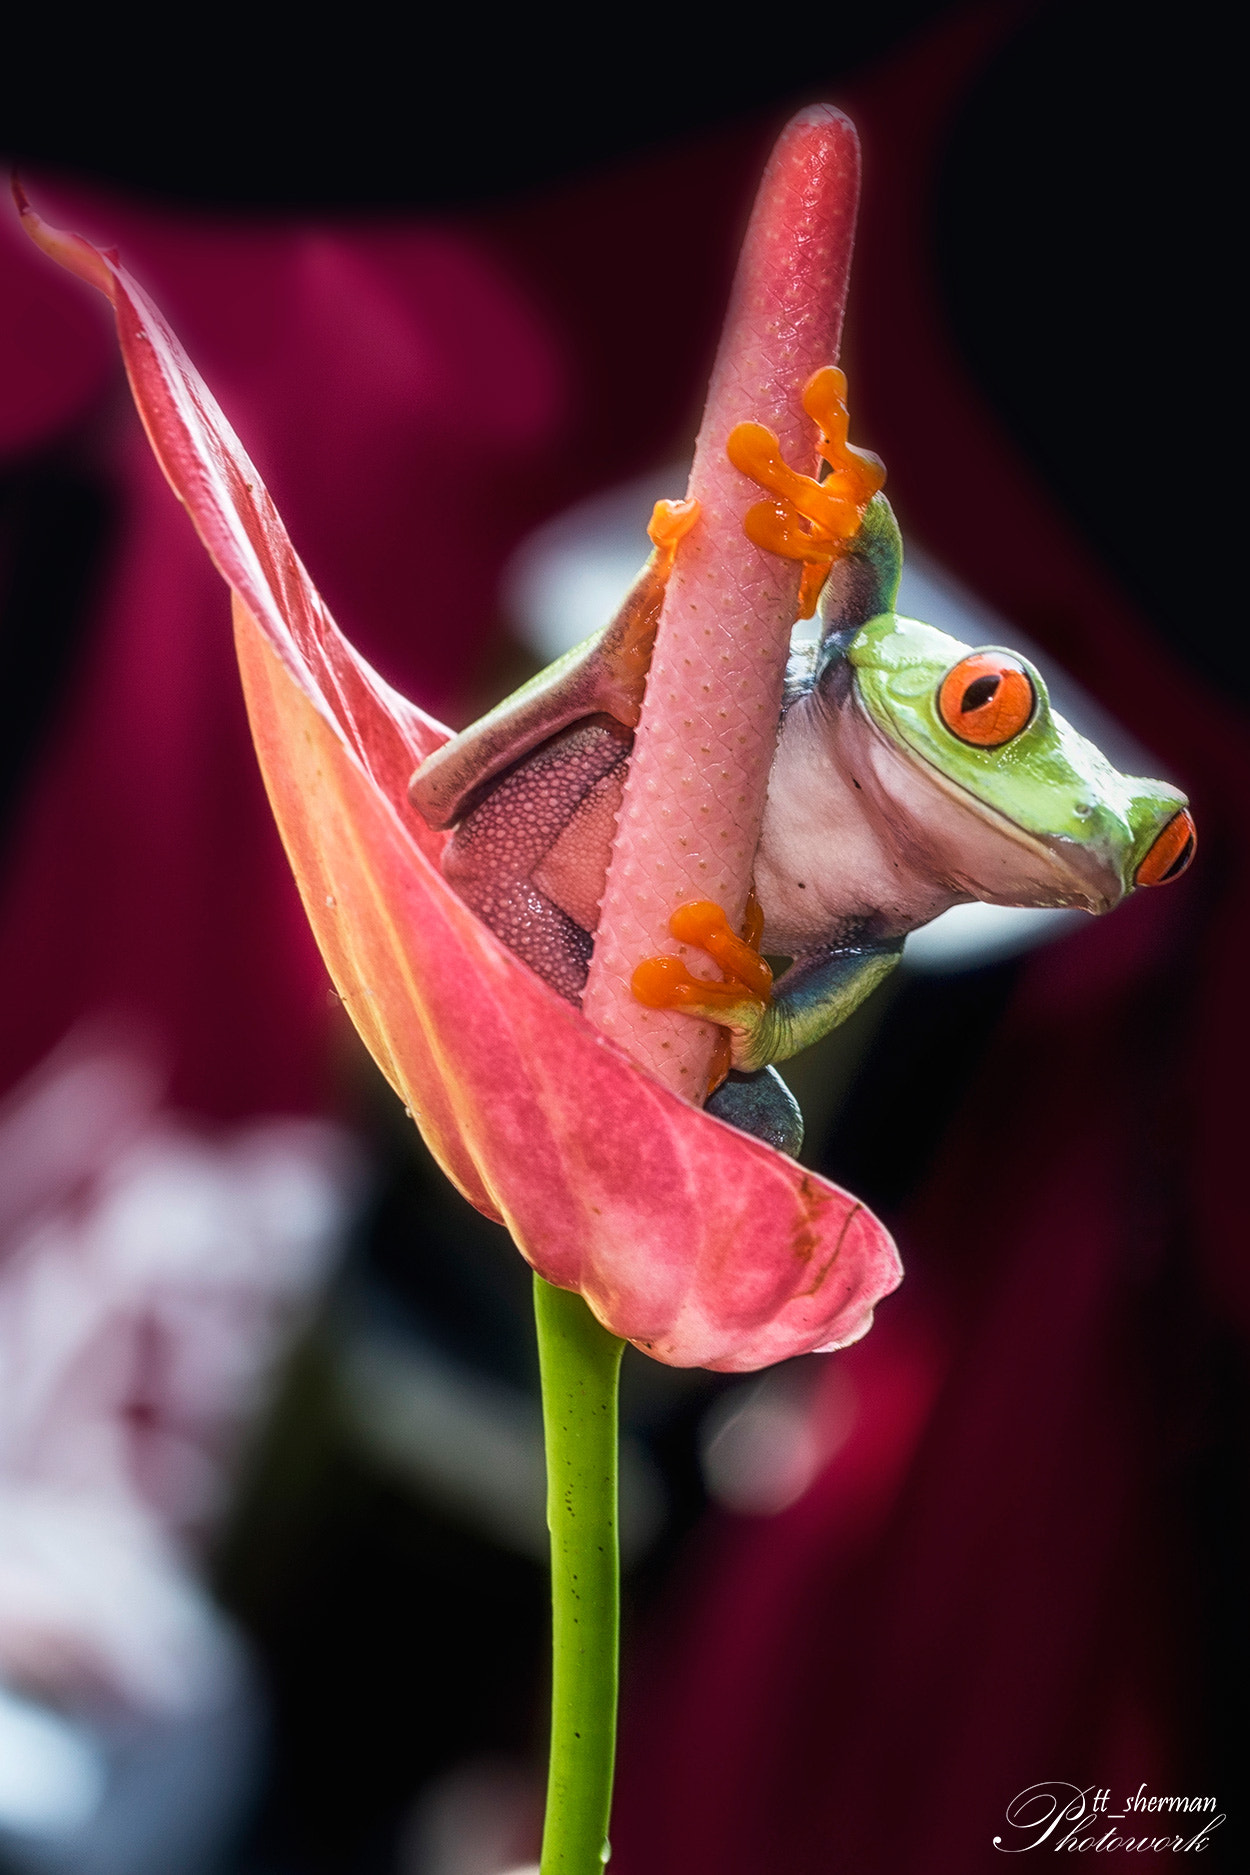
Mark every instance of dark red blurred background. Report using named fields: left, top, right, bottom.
left=1, top=3, right=1242, bottom=1870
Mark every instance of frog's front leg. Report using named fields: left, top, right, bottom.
left=744, top=942, right=904, bottom=1067
left=631, top=903, right=901, bottom=1158
left=633, top=903, right=902, bottom=1075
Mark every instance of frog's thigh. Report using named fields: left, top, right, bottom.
left=443, top=717, right=630, bottom=1004
left=458, top=875, right=595, bottom=1005
left=532, top=764, right=626, bottom=933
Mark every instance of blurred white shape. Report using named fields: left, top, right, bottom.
left=341, top=1328, right=664, bottom=1564
left=0, top=1664, right=263, bottom=1875
left=0, top=1034, right=360, bottom=1874
left=503, top=465, right=685, bottom=663
left=903, top=901, right=1084, bottom=974
left=700, top=1364, right=856, bottom=1517
left=0, top=1041, right=355, bottom=1695
left=0, top=1033, right=360, bottom=1871
left=0, top=1046, right=358, bottom=1552
left=399, top=1755, right=539, bottom=1875
left=342, top=1332, right=548, bottom=1558
left=0, top=1489, right=242, bottom=1719
left=0, top=1024, right=161, bottom=1251
left=502, top=474, right=1159, bottom=977
left=0, top=1684, right=105, bottom=1836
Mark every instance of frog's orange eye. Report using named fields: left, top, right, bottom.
left=937, top=653, right=1035, bottom=747
left=1136, top=809, right=1197, bottom=886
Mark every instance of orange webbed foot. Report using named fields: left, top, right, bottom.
left=632, top=898, right=772, bottom=1095
left=726, top=365, right=885, bottom=618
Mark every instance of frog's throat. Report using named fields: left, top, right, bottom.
left=850, top=696, right=1120, bottom=912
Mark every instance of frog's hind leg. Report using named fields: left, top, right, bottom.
left=442, top=716, right=630, bottom=1004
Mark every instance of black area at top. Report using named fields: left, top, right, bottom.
left=1, top=5, right=955, bottom=209
left=0, top=462, right=112, bottom=851
left=935, top=0, right=1238, bottom=702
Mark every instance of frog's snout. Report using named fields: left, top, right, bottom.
left=1135, top=808, right=1197, bottom=888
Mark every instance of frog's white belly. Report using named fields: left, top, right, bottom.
left=755, top=688, right=1094, bottom=955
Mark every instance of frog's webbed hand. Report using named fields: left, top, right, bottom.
left=632, top=901, right=774, bottom=1089
left=634, top=901, right=901, bottom=1077
left=410, top=497, right=698, bottom=830
left=727, top=365, right=886, bottom=623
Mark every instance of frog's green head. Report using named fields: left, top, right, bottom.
left=846, top=614, right=1195, bottom=911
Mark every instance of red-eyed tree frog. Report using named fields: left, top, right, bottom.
left=411, top=469, right=1194, bottom=1159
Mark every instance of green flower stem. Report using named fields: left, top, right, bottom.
left=534, top=1274, right=626, bottom=1874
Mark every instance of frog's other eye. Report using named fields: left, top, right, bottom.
left=937, top=653, right=1035, bottom=747
left=1136, top=809, right=1197, bottom=886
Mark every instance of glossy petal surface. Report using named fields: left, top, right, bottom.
left=20, top=190, right=902, bottom=1371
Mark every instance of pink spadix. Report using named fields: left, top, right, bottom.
left=582, top=106, right=862, bottom=1099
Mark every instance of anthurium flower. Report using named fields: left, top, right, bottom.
left=16, top=139, right=900, bottom=1375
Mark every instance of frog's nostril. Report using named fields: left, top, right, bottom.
left=1136, top=809, right=1197, bottom=886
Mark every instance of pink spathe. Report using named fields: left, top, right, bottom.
left=582, top=107, right=861, bottom=1098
